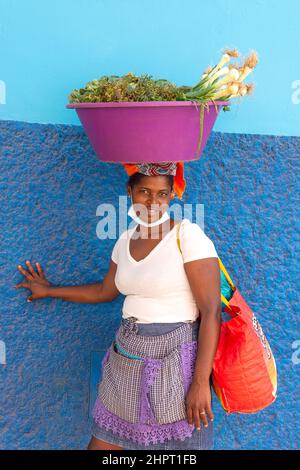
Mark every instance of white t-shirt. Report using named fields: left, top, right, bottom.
left=111, top=218, right=218, bottom=323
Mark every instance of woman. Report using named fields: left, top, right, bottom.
left=15, top=161, right=221, bottom=451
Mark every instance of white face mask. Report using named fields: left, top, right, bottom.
left=127, top=201, right=170, bottom=227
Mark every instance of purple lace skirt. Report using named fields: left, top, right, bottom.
left=91, top=317, right=214, bottom=450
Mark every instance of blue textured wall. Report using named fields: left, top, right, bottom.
left=0, top=119, right=299, bottom=449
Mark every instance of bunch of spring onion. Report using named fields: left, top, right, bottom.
left=181, top=48, right=258, bottom=110
left=178, top=48, right=258, bottom=155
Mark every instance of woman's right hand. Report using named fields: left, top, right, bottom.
left=15, top=260, right=52, bottom=302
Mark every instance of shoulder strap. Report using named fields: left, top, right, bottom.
left=176, top=221, right=182, bottom=254
left=176, top=220, right=235, bottom=310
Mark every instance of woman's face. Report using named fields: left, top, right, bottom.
left=128, top=175, right=175, bottom=223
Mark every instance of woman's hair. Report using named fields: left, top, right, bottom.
left=127, top=172, right=174, bottom=192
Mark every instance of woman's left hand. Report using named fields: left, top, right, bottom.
left=185, top=380, right=214, bottom=430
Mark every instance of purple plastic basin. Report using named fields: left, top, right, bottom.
left=66, top=100, right=229, bottom=163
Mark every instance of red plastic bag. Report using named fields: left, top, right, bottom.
left=212, top=287, right=277, bottom=414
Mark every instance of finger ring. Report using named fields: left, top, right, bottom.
left=200, top=411, right=206, bottom=415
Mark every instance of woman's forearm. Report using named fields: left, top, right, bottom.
left=192, top=312, right=221, bottom=385
left=48, top=283, right=103, bottom=304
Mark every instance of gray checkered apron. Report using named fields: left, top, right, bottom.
left=92, top=316, right=211, bottom=447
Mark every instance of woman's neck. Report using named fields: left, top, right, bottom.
left=136, top=218, right=175, bottom=239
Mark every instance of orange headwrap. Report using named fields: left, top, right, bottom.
left=121, top=162, right=186, bottom=200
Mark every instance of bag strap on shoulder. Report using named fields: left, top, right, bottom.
left=176, top=220, right=234, bottom=309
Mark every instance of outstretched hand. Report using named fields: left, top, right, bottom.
left=15, top=261, right=52, bottom=302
